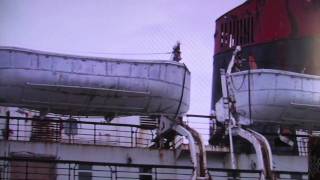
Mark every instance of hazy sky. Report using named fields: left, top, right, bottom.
left=0, top=0, right=245, bottom=118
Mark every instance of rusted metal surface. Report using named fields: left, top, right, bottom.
left=30, top=117, right=61, bottom=142
left=248, top=129, right=275, bottom=180
left=0, top=115, right=156, bottom=148
left=9, top=156, right=56, bottom=180
left=214, top=0, right=320, bottom=54
left=0, top=46, right=190, bottom=117
left=183, top=123, right=209, bottom=179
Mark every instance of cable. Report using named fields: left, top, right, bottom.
left=76, top=51, right=172, bottom=56
left=248, top=68, right=252, bottom=125
left=230, top=73, right=246, bottom=91
left=173, top=63, right=188, bottom=120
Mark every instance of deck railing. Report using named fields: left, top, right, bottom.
left=0, top=157, right=308, bottom=180
left=185, top=114, right=310, bottom=156
left=0, top=114, right=156, bottom=148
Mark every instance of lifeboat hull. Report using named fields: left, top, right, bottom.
left=0, top=47, right=190, bottom=116
left=216, top=69, right=320, bottom=129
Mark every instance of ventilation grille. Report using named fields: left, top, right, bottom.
left=139, top=116, right=157, bottom=129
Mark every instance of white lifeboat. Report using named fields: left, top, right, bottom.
left=0, top=47, right=190, bottom=116
left=216, top=69, right=320, bottom=129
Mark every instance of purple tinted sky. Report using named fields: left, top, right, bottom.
left=0, top=0, right=245, bottom=116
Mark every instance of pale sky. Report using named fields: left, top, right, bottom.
left=0, top=0, right=245, bottom=130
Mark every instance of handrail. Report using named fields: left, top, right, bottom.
left=0, top=115, right=145, bottom=128
left=0, top=115, right=156, bottom=148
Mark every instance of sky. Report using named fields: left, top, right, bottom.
left=0, top=0, right=245, bottom=131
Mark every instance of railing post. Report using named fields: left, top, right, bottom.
left=25, top=161, right=29, bottom=180
left=135, top=128, right=138, bottom=147
left=4, top=111, right=10, bottom=140
left=115, top=166, right=118, bottom=180
left=94, top=124, right=96, bottom=145
left=73, top=164, right=76, bottom=180
left=131, top=127, right=134, bottom=147
left=16, top=118, right=20, bottom=140
left=68, top=121, right=71, bottom=144
left=68, top=163, right=71, bottom=180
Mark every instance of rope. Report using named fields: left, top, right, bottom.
left=173, top=63, right=188, bottom=120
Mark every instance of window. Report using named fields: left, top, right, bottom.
left=78, top=164, right=92, bottom=180
left=139, top=167, right=152, bottom=180
left=78, top=172, right=92, bottom=180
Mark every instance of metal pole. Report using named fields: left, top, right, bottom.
left=248, top=129, right=274, bottom=179
left=25, top=161, right=29, bottom=180
left=16, top=118, right=19, bottom=140
left=173, top=125, right=198, bottom=180
left=115, top=166, right=118, bottom=180
left=73, top=164, right=76, bottom=180
left=68, top=121, right=71, bottom=144
left=186, top=114, right=216, bottom=119
left=151, top=130, right=154, bottom=145
left=135, top=128, right=139, bottom=147
left=5, top=111, right=10, bottom=140
left=154, top=167, right=158, bottom=180
left=94, top=124, right=96, bottom=145
left=131, top=127, right=134, bottom=147
left=233, top=127, right=266, bottom=180
left=68, top=163, right=71, bottom=180
left=228, top=126, right=236, bottom=170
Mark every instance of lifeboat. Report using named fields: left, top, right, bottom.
left=0, top=46, right=190, bottom=116
left=215, top=69, right=320, bottom=129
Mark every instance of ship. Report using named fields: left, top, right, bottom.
left=211, top=0, right=320, bottom=179
left=0, top=0, right=318, bottom=179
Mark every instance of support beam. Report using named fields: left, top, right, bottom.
left=173, top=124, right=210, bottom=180
left=173, top=125, right=198, bottom=180
left=248, top=129, right=275, bottom=180
left=232, top=127, right=275, bottom=180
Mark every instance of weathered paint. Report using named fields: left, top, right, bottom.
left=0, top=47, right=190, bottom=116
left=212, top=0, right=320, bottom=108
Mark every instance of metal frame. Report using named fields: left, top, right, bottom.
left=0, top=115, right=156, bottom=148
